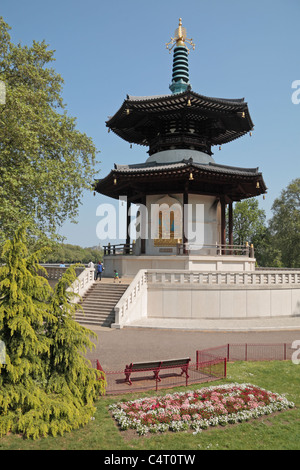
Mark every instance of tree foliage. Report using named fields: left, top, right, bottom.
left=230, top=180, right=300, bottom=268
left=0, top=226, right=106, bottom=439
left=44, top=243, right=103, bottom=264
left=44, top=265, right=106, bottom=433
left=231, top=198, right=266, bottom=246
left=269, top=178, right=300, bottom=268
left=0, top=17, right=98, bottom=246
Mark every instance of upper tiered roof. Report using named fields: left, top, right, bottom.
left=106, top=90, right=253, bottom=155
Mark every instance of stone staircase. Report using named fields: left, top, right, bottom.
left=75, top=280, right=130, bottom=327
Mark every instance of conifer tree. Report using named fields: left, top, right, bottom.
left=0, top=226, right=106, bottom=439
left=43, top=265, right=106, bottom=434
left=0, top=225, right=53, bottom=437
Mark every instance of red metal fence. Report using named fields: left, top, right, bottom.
left=196, top=343, right=292, bottom=365
left=93, top=343, right=292, bottom=396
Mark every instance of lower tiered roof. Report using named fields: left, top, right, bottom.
left=94, top=157, right=266, bottom=203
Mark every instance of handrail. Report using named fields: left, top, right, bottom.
left=102, top=242, right=254, bottom=257
left=176, top=243, right=254, bottom=257
left=67, top=267, right=95, bottom=303
left=103, top=243, right=133, bottom=255
left=256, top=267, right=300, bottom=272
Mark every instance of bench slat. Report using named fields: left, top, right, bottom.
left=128, top=358, right=190, bottom=370
left=161, top=358, right=190, bottom=368
left=129, top=361, right=162, bottom=371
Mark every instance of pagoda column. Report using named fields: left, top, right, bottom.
left=228, top=202, right=233, bottom=254
left=126, top=199, right=131, bottom=253
left=220, top=197, right=226, bottom=254
left=183, top=184, right=188, bottom=254
left=141, top=195, right=146, bottom=254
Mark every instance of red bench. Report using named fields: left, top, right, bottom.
left=124, top=357, right=191, bottom=386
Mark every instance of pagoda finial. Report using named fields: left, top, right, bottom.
left=166, top=18, right=195, bottom=53
left=167, top=19, right=195, bottom=94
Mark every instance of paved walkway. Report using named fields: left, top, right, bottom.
left=123, top=316, right=300, bottom=331
left=86, top=316, right=300, bottom=371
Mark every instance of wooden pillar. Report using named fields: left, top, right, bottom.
left=141, top=196, right=146, bottom=254
left=220, top=197, right=226, bottom=254
left=228, top=202, right=233, bottom=254
left=126, top=199, right=131, bottom=254
left=183, top=185, right=188, bottom=254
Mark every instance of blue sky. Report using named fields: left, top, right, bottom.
left=1, top=0, right=299, bottom=247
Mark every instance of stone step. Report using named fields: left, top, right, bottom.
left=81, top=293, right=125, bottom=301
left=76, top=312, right=115, bottom=326
left=76, top=315, right=114, bottom=327
left=82, top=298, right=125, bottom=304
left=80, top=308, right=114, bottom=315
left=81, top=297, right=120, bottom=308
left=76, top=311, right=115, bottom=321
left=81, top=288, right=128, bottom=299
left=82, top=292, right=124, bottom=302
left=75, top=281, right=130, bottom=327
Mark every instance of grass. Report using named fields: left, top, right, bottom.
left=0, top=360, right=299, bottom=450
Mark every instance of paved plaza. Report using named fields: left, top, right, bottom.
left=86, top=317, right=300, bottom=371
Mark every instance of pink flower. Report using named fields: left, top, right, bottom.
left=182, top=415, right=191, bottom=421
left=172, top=414, right=181, bottom=421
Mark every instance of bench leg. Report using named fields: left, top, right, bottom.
left=180, top=366, right=189, bottom=377
left=124, top=370, right=132, bottom=385
left=181, top=366, right=190, bottom=386
left=153, top=370, right=161, bottom=382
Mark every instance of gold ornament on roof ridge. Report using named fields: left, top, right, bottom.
left=166, top=18, right=195, bottom=54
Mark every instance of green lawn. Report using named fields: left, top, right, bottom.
left=0, top=360, right=299, bottom=450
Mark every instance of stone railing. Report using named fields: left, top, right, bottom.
left=112, top=269, right=148, bottom=328
left=40, top=265, right=95, bottom=301
left=40, top=264, right=85, bottom=281
left=146, top=269, right=300, bottom=286
left=67, top=268, right=95, bottom=302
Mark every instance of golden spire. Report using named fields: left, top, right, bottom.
left=166, top=18, right=195, bottom=53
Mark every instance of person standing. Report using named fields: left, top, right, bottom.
left=95, top=261, right=103, bottom=281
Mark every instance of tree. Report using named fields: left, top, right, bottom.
left=0, top=18, right=98, bottom=246
left=251, top=227, right=283, bottom=268
left=231, top=198, right=266, bottom=246
left=269, top=179, right=300, bottom=268
left=43, top=243, right=103, bottom=264
left=0, top=225, right=53, bottom=437
left=0, top=226, right=105, bottom=439
left=44, top=265, right=106, bottom=434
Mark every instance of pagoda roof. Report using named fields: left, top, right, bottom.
left=106, top=90, right=254, bottom=149
left=94, top=157, right=266, bottom=203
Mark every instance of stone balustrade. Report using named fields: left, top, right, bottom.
left=69, top=268, right=95, bottom=301
left=112, top=269, right=147, bottom=328
left=40, top=265, right=95, bottom=301
left=111, top=268, right=300, bottom=328
left=146, top=269, right=300, bottom=287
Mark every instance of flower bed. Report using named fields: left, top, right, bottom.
left=109, top=383, right=295, bottom=436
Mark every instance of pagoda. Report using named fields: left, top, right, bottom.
left=95, top=19, right=267, bottom=277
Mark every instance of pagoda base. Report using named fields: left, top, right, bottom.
left=110, top=267, right=300, bottom=329
left=102, top=255, right=255, bottom=278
